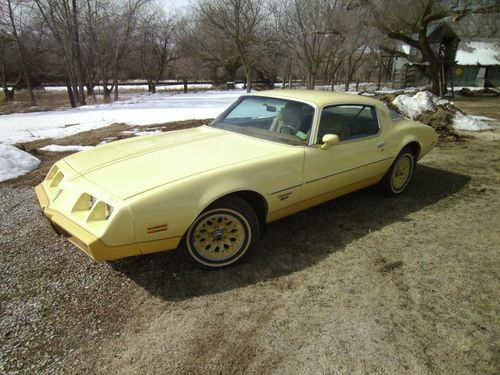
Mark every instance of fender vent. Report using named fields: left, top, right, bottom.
left=147, top=224, right=169, bottom=234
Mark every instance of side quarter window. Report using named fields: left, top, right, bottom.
left=317, top=104, right=380, bottom=143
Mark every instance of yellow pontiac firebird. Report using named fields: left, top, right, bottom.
left=36, top=90, right=437, bottom=268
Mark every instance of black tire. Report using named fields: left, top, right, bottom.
left=182, top=196, right=259, bottom=268
left=377, top=147, right=416, bottom=196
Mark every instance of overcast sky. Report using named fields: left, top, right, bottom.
left=160, top=0, right=194, bottom=10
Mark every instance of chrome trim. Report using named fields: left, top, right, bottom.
left=305, top=156, right=394, bottom=184
left=308, top=105, right=322, bottom=147
left=269, top=184, right=302, bottom=195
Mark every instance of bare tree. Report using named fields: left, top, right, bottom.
left=110, top=0, right=148, bottom=100
left=138, top=7, right=177, bottom=93
left=71, top=0, right=85, bottom=104
left=0, top=32, right=18, bottom=100
left=177, top=13, right=242, bottom=83
left=34, top=0, right=86, bottom=106
left=275, top=0, right=342, bottom=89
left=1, top=0, right=37, bottom=105
left=81, top=0, right=117, bottom=102
left=337, top=5, right=372, bottom=91
left=198, top=0, right=266, bottom=92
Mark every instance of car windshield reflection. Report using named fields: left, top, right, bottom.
left=211, top=96, right=314, bottom=145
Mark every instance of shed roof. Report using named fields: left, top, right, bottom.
left=456, top=39, right=500, bottom=66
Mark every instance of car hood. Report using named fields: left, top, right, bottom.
left=63, top=126, right=289, bottom=200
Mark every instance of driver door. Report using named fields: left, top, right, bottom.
left=300, top=104, right=391, bottom=206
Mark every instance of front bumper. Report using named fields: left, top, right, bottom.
left=35, top=184, right=142, bottom=261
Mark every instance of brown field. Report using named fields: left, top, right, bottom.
left=0, top=97, right=499, bottom=374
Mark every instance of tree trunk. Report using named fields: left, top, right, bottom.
left=310, top=73, right=316, bottom=90
left=113, top=79, right=119, bottom=101
left=66, top=82, right=76, bottom=108
left=61, top=57, right=78, bottom=107
left=70, top=69, right=80, bottom=105
left=427, top=60, right=440, bottom=96
left=85, top=82, right=95, bottom=100
left=85, top=65, right=96, bottom=101
left=7, top=0, right=36, bottom=106
left=1, top=64, right=15, bottom=101
left=72, top=0, right=86, bottom=106
left=418, top=34, right=442, bottom=96
left=3, top=87, right=14, bottom=101
left=344, top=79, right=350, bottom=92
left=245, top=68, right=252, bottom=93
left=103, top=82, right=112, bottom=102
left=377, top=55, right=383, bottom=91
left=306, top=71, right=316, bottom=90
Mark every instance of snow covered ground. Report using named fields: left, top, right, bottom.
left=0, top=90, right=243, bottom=145
left=0, top=144, right=40, bottom=182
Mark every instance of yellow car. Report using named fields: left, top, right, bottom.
left=36, top=90, right=437, bottom=268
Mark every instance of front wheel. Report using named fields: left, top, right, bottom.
left=183, top=196, right=259, bottom=268
left=377, top=147, right=416, bottom=196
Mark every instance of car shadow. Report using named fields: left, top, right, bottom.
left=109, top=165, right=470, bottom=301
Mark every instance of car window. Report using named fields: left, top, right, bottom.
left=211, top=96, right=314, bottom=145
left=388, top=107, right=403, bottom=121
left=317, top=104, right=379, bottom=143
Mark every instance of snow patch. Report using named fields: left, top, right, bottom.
left=452, top=113, right=496, bottom=131
left=0, top=90, right=244, bottom=145
left=392, top=91, right=448, bottom=119
left=0, top=144, right=41, bottom=182
left=121, top=129, right=162, bottom=137
left=39, top=145, right=93, bottom=152
left=392, top=91, right=496, bottom=131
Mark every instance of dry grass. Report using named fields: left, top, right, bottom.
left=0, top=90, right=74, bottom=114
left=1, top=98, right=499, bottom=374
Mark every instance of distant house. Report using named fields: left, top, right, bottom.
left=392, top=22, right=460, bottom=92
left=453, top=39, right=500, bottom=88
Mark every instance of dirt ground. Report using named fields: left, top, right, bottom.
left=1, top=97, right=499, bottom=374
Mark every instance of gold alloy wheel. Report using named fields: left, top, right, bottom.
left=391, top=154, right=413, bottom=192
left=192, top=212, right=246, bottom=261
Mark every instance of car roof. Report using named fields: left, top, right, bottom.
left=248, top=89, right=382, bottom=108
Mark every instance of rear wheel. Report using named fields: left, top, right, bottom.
left=184, top=196, right=259, bottom=268
left=378, top=147, right=415, bottom=196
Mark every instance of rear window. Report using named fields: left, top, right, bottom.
left=388, top=107, right=403, bottom=121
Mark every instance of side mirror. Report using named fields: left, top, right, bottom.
left=321, top=134, right=340, bottom=150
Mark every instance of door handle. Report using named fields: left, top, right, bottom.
left=377, top=141, right=385, bottom=149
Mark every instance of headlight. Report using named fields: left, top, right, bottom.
left=72, top=193, right=114, bottom=221
left=46, top=165, right=64, bottom=194
left=88, top=201, right=115, bottom=221
left=88, top=195, right=97, bottom=209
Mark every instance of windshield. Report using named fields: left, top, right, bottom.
left=211, top=96, right=315, bottom=145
